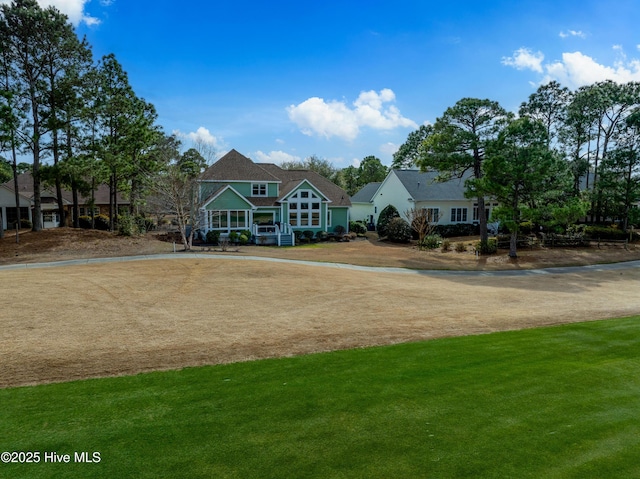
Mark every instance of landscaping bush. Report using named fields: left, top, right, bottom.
left=349, top=221, right=367, bottom=235
left=420, top=234, right=442, bottom=250
left=455, top=242, right=468, bottom=253
left=476, top=238, right=497, bottom=255
left=441, top=238, right=451, bottom=252
left=584, top=225, right=629, bottom=240
left=238, top=234, right=249, bottom=245
left=333, top=225, right=346, bottom=236
left=135, top=216, right=156, bottom=232
left=376, top=205, right=400, bottom=238
left=385, top=217, right=412, bottom=243
left=78, top=215, right=92, bottom=229
left=315, top=231, right=328, bottom=242
left=94, top=214, right=110, bottom=230
left=206, top=230, right=220, bottom=245
left=117, top=214, right=139, bottom=236
left=228, top=231, right=239, bottom=243
left=301, top=230, right=315, bottom=243
left=433, top=223, right=479, bottom=238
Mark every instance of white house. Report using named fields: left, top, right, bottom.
left=351, top=169, right=498, bottom=228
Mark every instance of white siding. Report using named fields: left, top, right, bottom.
left=371, top=171, right=412, bottom=224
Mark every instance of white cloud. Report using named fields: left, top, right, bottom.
left=287, top=89, right=418, bottom=141
left=559, top=30, right=587, bottom=39
left=173, top=127, right=223, bottom=147
left=505, top=46, right=640, bottom=89
left=501, top=48, right=544, bottom=73
left=543, top=51, right=640, bottom=88
left=254, top=150, right=301, bottom=164
left=0, top=0, right=104, bottom=26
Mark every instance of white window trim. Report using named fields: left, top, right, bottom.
left=288, top=189, right=322, bottom=227
left=251, top=183, right=268, bottom=197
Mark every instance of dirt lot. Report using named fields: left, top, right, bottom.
left=1, top=228, right=640, bottom=388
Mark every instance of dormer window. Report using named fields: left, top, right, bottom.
left=252, top=183, right=267, bottom=197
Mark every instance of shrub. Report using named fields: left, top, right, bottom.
left=94, top=214, right=110, bottom=231
left=238, top=234, right=249, bottom=245
left=420, top=234, right=442, bottom=250
left=206, top=230, right=220, bottom=245
left=117, top=214, right=140, bottom=237
left=349, top=221, right=367, bottom=235
left=584, top=225, right=629, bottom=240
left=433, top=223, right=479, bottom=238
left=519, top=221, right=534, bottom=234
left=455, top=242, right=468, bottom=253
left=441, top=238, right=451, bottom=252
left=135, top=216, right=156, bottom=232
left=78, top=215, right=92, bottom=229
left=376, top=205, right=400, bottom=238
left=302, top=230, right=315, bottom=242
left=315, top=231, right=328, bottom=242
left=385, top=217, right=412, bottom=243
left=476, top=239, right=497, bottom=255
left=228, top=231, right=239, bottom=243
left=333, top=225, right=346, bottom=236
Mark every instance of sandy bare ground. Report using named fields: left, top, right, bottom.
left=1, top=253, right=640, bottom=388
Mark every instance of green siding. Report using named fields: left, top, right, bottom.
left=330, top=207, right=349, bottom=231
left=205, top=188, right=253, bottom=210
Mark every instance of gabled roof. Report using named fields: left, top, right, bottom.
left=200, top=151, right=351, bottom=207
left=200, top=149, right=281, bottom=182
left=277, top=168, right=351, bottom=207
left=350, top=182, right=381, bottom=203
left=393, top=169, right=472, bottom=201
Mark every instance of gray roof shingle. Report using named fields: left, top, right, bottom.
left=200, top=151, right=351, bottom=207
left=350, top=182, right=381, bottom=203
left=393, top=170, right=472, bottom=201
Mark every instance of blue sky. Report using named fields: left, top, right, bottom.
left=14, top=0, right=640, bottom=166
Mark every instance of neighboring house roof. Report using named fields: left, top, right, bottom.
left=351, top=182, right=381, bottom=203
left=3, top=172, right=129, bottom=205
left=200, top=149, right=281, bottom=182
left=393, top=169, right=473, bottom=201
left=200, top=150, right=351, bottom=207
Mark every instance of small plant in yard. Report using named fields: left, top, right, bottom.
left=441, top=238, right=451, bottom=252
left=455, top=241, right=467, bottom=252
left=420, top=234, right=442, bottom=250
left=476, top=238, right=497, bottom=254
left=205, top=230, right=220, bottom=245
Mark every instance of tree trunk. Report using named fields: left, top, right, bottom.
left=509, top=230, right=518, bottom=258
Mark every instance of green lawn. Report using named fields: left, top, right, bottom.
left=2, top=316, right=640, bottom=478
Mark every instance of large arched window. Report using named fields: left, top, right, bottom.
left=288, top=190, right=321, bottom=227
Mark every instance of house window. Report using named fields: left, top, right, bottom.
left=288, top=189, right=322, bottom=227
left=327, top=210, right=332, bottom=227
left=252, top=183, right=267, bottom=197
left=208, top=210, right=249, bottom=229
left=473, top=205, right=490, bottom=222
left=450, top=207, right=467, bottom=223
left=79, top=207, right=100, bottom=217
left=423, top=208, right=439, bottom=223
